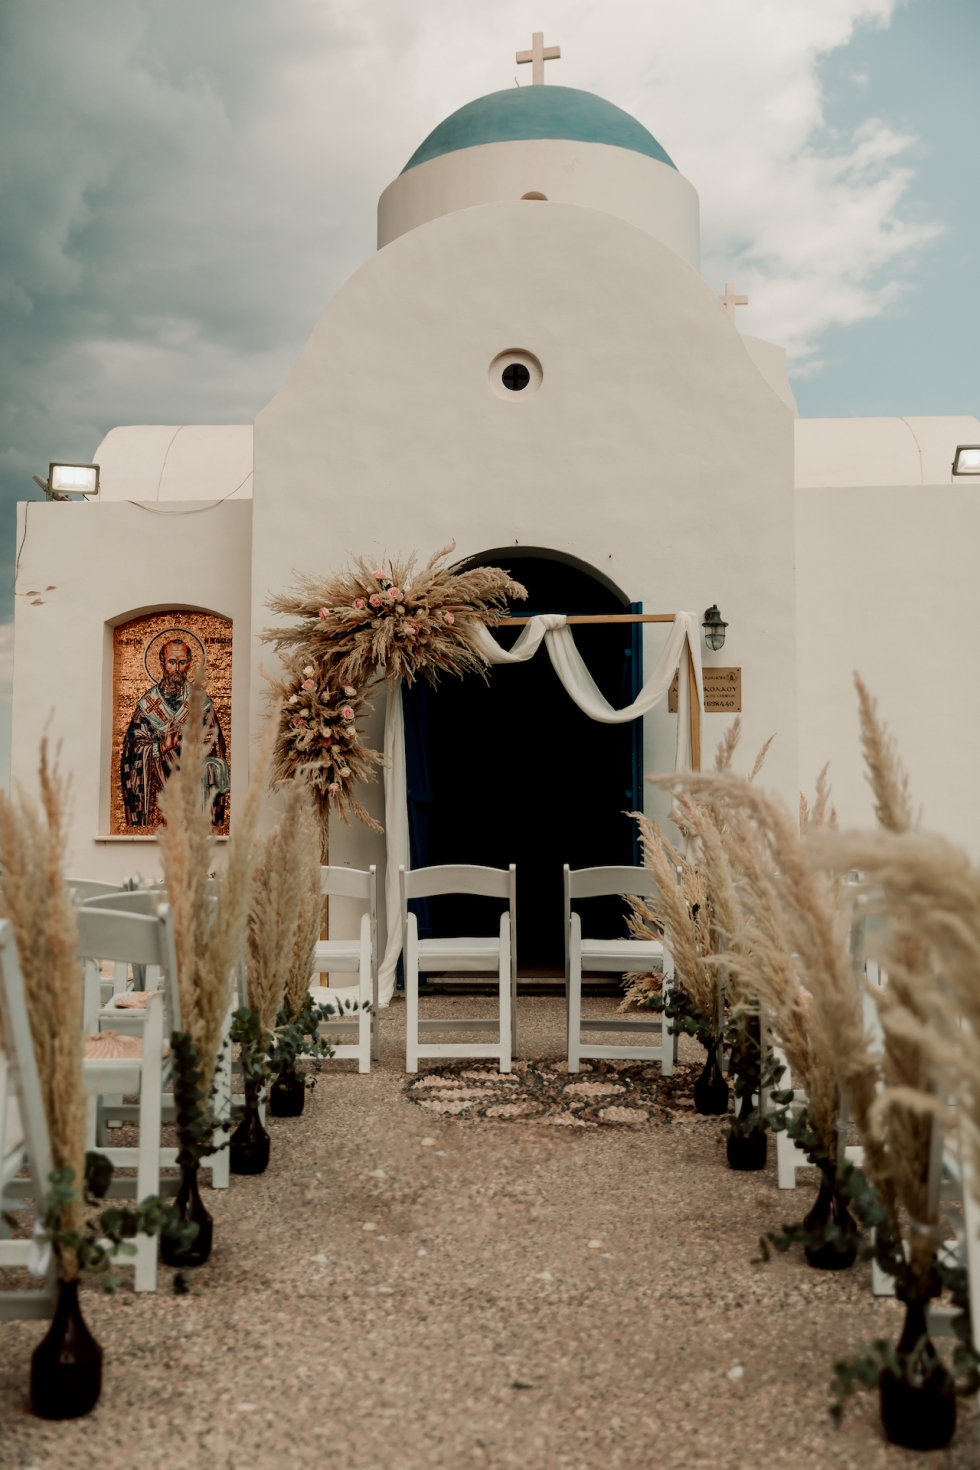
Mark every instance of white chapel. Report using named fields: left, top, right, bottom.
left=12, top=39, right=980, bottom=971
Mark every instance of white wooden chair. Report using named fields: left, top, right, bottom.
left=564, top=864, right=674, bottom=1075
left=78, top=900, right=232, bottom=1195
left=400, top=864, right=515, bottom=1074
left=309, top=865, right=377, bottom=1072
left=68, top=877, right=127, bottom=904
left=0, top=921, right=59, bottom=1320
left=76, top=904, right=186, bottom=1291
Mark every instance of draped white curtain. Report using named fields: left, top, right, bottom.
left=373, top=611, right=703, bottom=1005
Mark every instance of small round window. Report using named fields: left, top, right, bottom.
left=488, top=349, right=543, bottom=401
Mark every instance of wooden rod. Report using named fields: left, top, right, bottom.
left=687, top=643, right=702, bottom=772
left=500, top=613, right=678, bottom=626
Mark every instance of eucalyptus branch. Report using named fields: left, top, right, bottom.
left=36, top=1158, right=198, bottom=1293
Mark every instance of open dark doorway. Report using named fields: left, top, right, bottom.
left=402, top=551, right=642, bottom=974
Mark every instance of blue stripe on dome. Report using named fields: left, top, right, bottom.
left=401, top=87, right=676, bottom=174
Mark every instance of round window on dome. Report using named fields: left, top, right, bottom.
left=521, top=191, right=548, bottom=201
left=488, top=350, right=543, bottom=401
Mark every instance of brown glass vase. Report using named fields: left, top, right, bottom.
left=230, top=1084, right=270, bottom=1175
left=693, top=1048, right=729, bottom=1115
left=269, top=1066, right=305, bottom=1117
left=879, top=1298, right=956, bottom=1450
left=30, top=1277, right=102, bottom=1419
left=161, top=1162, right=213, bottom=1268
left=802, top=1172, right=857, bottom=1271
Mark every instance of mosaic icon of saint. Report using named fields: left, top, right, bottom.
left=121, top=638, right=230, bottom=828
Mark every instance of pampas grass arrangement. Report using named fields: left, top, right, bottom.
left=157, top=677, right=269, bottom=1095
left=0, top=741, right=84, bottom=1272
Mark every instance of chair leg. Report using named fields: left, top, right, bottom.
left=209, top=1013, right=233, bottom=1190
left=567, top=916, right=582, bottom=1074
left=405, top=917, right=419, bottom=1074
left=134, top=995, right=164, bottom=1292
left=498, top=914, right=512, bottom=1075
left=358, top=920, right=371, bottom=1074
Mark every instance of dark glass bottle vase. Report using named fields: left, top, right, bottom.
left=30, top=1277, right=103, bottom=1420
left=693, top=1048, right=729, bottom=1115
left=230, top=1086, right=270, bottom=1175
left=269, top=1066, right=305, bottom=1118
left=879, top=1298, right=956, bottom=1450
left=802, top=1172, right=857, bottom=1271
left=161, top=1163, right=213, bottom=1268
left=726, top=1091, right=768, bottom=1171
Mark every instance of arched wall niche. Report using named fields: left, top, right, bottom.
left=101, top=606, right=233, bottom=836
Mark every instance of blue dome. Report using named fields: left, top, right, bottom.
left=401, top=86, right=676, bottom=174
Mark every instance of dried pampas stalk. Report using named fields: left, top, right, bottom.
left=284, top=797, right=323, bottom=1017
left=0, top=742, right=85, bottom=1274
left=245, top=781, right=316, bottom=1045
left=626, top=814, right=715, bottom=1020
left=158, top=677, right=272, bottom=1089
left=854, top=673, right=913, bottom=836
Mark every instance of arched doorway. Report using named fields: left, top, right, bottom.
left=402, top=550, right=642, bottom=973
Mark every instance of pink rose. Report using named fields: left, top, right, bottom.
left=319, top=738, right=331, bottom=748
left=343, top=685, right=356, bottom=696
left=341, top=705, right=355, bottom=721
left=369, top=593, right=383, bottom=608
left=302, top=679, right=315, bottom=691
left=318, top=607, right=329, bottom=619
left=444, top=611, right=455, bottom=626
left=388, top=586, right=401, bottom=601
left=372, top=568, right=384, bottom=580
left=408, top=623, right=419, bottom=635
left=327, top=782, right=341, bottom=794
left=292, top=717, right=305, bottom=728
left=353, top=598, right=365, bottom=610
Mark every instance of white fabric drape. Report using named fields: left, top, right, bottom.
left=376, top=612, right=703, bottom=1004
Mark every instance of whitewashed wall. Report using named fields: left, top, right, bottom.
left=10, top=500, right=252, bottom=882
left=252, top=200, right=797, bottom=946
left=796, top=484, right=980, bottom=855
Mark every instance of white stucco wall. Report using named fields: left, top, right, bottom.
left=378, top=139, right=700, bottom=269
left=252, top=200, right=796, bottom=947
left=10, top=500, right=253, bottom=881
left=796, top=484, right=980, bottom=853
left=795, top=416, right=980, bottom=488
left=93, top=425, right=253, bottom=501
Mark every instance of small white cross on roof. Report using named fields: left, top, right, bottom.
left=719, top=282, right=749, bottom=323
left=516, top=32, right=560, bottom=85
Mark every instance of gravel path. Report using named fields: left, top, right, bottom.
left=1, top=995, right=975, bottom=1469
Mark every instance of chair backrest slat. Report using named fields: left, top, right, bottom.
left=402, top=864, right=513, bottom=901
left=321, top=865, right=372, bottom=902
left=566, top=865, right=658, bottom=902
left=80, top=889, right=164, bottom=917
left=68, top=878, right=125, bottom=902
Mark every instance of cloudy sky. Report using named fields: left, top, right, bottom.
left=0, top=0, right=976, bottom=779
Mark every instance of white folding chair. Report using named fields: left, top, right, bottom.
left=401, top=863, right=515, bottom=1075
left=0, top=921, right=59, bottom=1320
left=76, top=904, right=186, bottom=1291
left=309, top=865, right=377, bottom=1073
left=564, top=864, right=674, bottom=1076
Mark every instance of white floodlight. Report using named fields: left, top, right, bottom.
left=48, top=462, right=99, bottom=496
left=952, top=446, right=980, bottom=477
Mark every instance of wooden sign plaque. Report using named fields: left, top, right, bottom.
left=669, top=667, right=742, bottom=714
